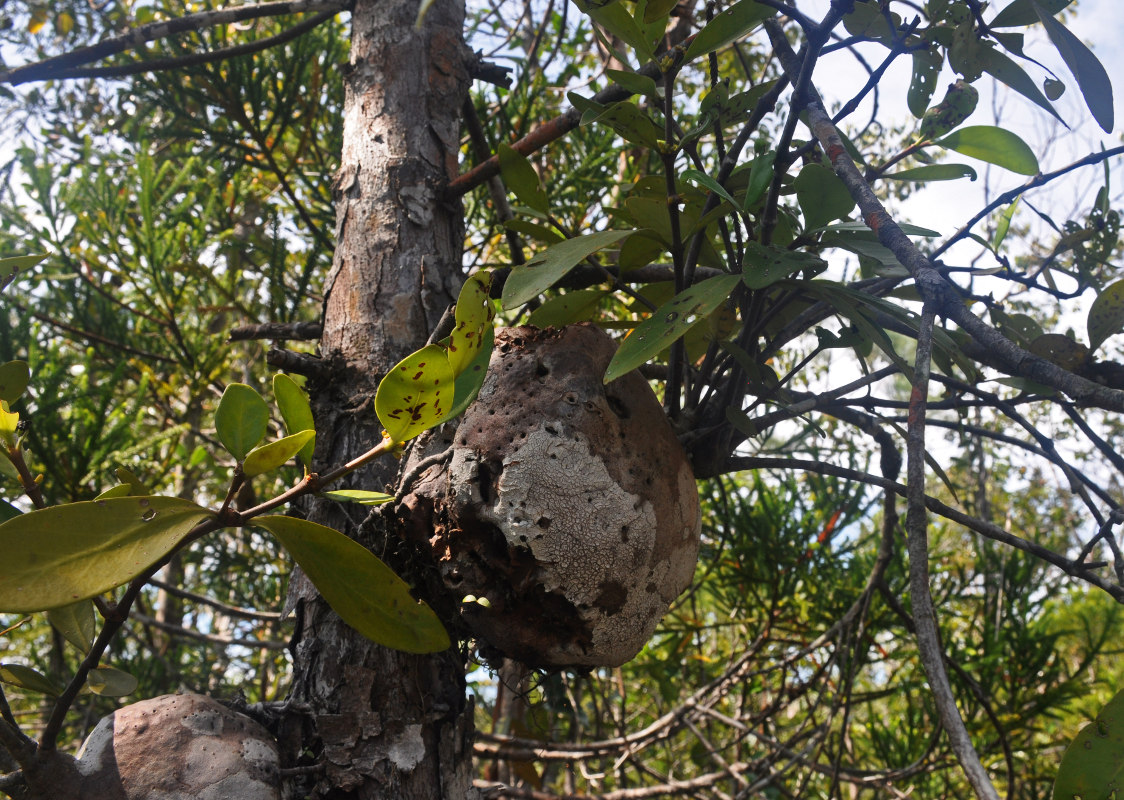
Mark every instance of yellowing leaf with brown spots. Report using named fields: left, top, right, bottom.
left=375, top=345, right=455, bottom=443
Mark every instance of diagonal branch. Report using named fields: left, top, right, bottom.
left=0, top=0, right=349, bottom=86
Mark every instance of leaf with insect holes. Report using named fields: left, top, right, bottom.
left=503, top=230, right=634, bottom=309
left=256, top=515, right=450, bottom=653
left=242, top=429, right=316, bottom=477
left=0, top=496, right=213, bottom=613
left=215, top=384, right=269, bottom=460
left=1053, top=687, right=1124, bottom=800
left=375, top=345, right=455, bottom=444
left=908, top=46, right=943, bottom=118
left=448, top=272, right=495, bottom=377
left=604, top=275, right=740, bottom=384
left=273, top=373, right=316, bottom=467
left=0, top=361, right=29, bottom=404
left=1087, top=280, right=1124, bottom=353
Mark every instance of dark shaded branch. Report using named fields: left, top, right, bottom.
left=229, top=320, right=323, bottom=342
left=1, top=0, right=350, bottom=86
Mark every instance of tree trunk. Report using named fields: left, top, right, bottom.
left=282, top=0, right=474, bottom=796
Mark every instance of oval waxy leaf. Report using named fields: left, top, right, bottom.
left=48, top=600, right=96, bottom=651
left=0, top=361, right=30, bottom=404
left=882, top=164, right=978, bottom=183
left=273, top=373, right=315, bottom=467
left=444, top=325, right=495, bottom=424
left=0, top=496, right=213, bottom=613
left=1087, top=279, right=1124, bottom=353
left=684, top=0, right=775, bottom=62
left=86, top=666, right=138, bottom=697
left=0, top=663, right=60, bottom=696
left=448, top=271, right=495, bottom=377
left=255, top=515, right=450, bottom=653
left=604, top=274, right=741, bottom=384
left=794, top=163, right=856, bottom=231
left=498, top=144, right=549, bottom=214
left=908, top=46, right=943, bottom=118
left=242, top=429, right=316, bottom=478
left=502, top=230, right=634, bottom=309
left=1053, top=688, right=1124, bottom=800
left=743, top=242, right=829, bottom=289
left=375, top=345, right=455, bottom=444
left=215, top=383, right=269, bottom=461
left=936, top=125, right=1039, bottom=175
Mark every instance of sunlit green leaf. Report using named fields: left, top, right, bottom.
left=936, top=126, right=1039, bottom=175
left=0, top=361, right=30, bottom=404
left=589, top=101, right=664, bottom=149
left=375, top=345, right=455, bottom=444
left=48, top=600, right=95, bottom=651
left=243, top=429, right=316, bottom=477
left=993, top=197, right=1020, bottom=251
left=576, top=0, right=654, bottom=61
left=606, top=68, right=661, bottom=100
left=86, top=666, right=138, bottom=697
left=0, top=497, right=213, bottom=613
left=256, top=515, right=450, bottom=653
left=0, top=254, right=46, bottom=292
left=503, top=230, right=634, bottom=308
left=448, top=272, right=495, bottom=377
left=114, top=467, right=149, bottom=495
left=444, top=326, right=494, bottom=423
left=528, top=289, right=608, bottom=328
left=215, top=384, right=269, bottom=461
left=1087, top=280, right=1124, bottom=353
left=273, top=373, right=316, bottom=467
left=321, top=490, right=395, bottom=506
left=0, top=663, right=60, bottom=696
left=604, top=274, right=740, bottom=383
left=684, top=0, right=775, bottom=62
left=1053, top=688, right=1124, bottom=800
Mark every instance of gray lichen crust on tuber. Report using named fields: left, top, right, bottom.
left=400, top=323, right=701, bottom=668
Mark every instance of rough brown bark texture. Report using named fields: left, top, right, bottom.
left=281, top=0, right=475, bottom=796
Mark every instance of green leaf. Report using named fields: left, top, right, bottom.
left=882, top=164, right=978, bottom=182
left=48, top=600, right=96, bottom=651
left=991, top=0, right=1072, bottom=27
left=0, top=401, right=19, bottom=446
left=528, top=289, right=608, bottom=328
left=980, top=47, right=1066, bottom=124
left=0, top=663, right=60, bottom=696
left=681, top=169, right=741, bottom=214
left=993, top=197, right=1020, bottom=251
left=504, top=219, right=563, bottom=245
left=744, top=151, right=777, bottom=210
left=243, top=429, right=316, bottom=477
left=94, top=484, right=133, bottom=500
left=936, top=125, right=1039, bottom=175
left=642, top=0, right=678, bottom=24
left=256, top=515, right=450, bottom=653
left=444, top=325, right=494, bottom=423
left=321, top=490, right=395, bottom=506
left=908, top=47, right=944, bottom=117
left=1029, top=333, right=1089, bottom=370
left=576, top=0, right=654, bottom=61
left=448, top=272, right=495, bottom=377
left=114, top=467, right=149, bottom=495
left=0, top=496, right=213, bottom=613
left=606, top=68, right=661, bottom=100
left=273, top=373, right=316, bottom=467
left=375, top=345, right=455, bottom=444
left=1087, top=280, right=1124, bottom=353
left=794, top=163, right=856, bottom=231
left=0, top=254, right=46, bottom=292
left=1032, top=0, right=1113, bottom=132
left=743, top=242, right=828, bottom=289
left=215, top=384, right=269, bottom=461
left=604, top=274, right=740, bottom=383
left=0, top=361, right=30, bottom=404
left=684, top=0, right=775, bottom=62
left=1053, top=687, right=1124, bottom=800
left=86, top=666, right=138, bottom=697
left=498, top=145, right=549, bottom=214
left=502, top=230, right=634, bottom=308
left=589, top=101, right=664, bottom=149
